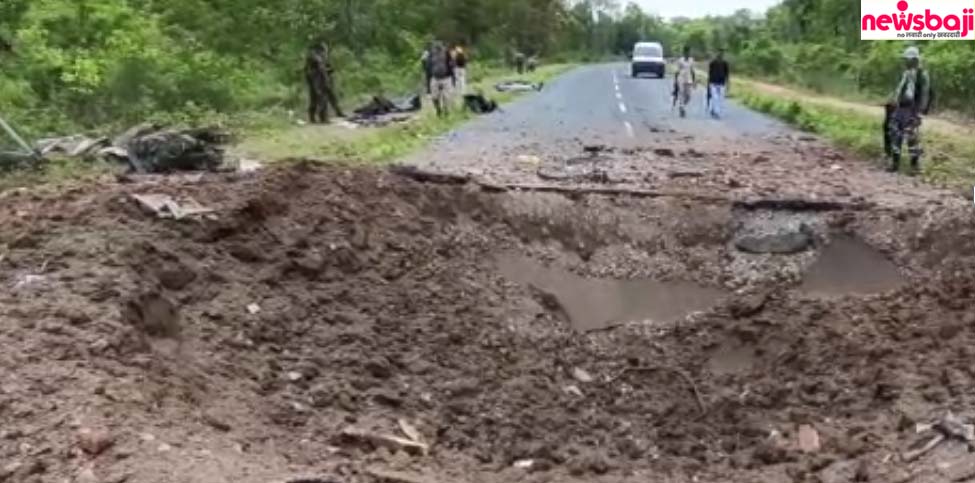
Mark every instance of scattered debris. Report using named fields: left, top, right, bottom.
left=125, top=126, right=227, bottom=173
left=29, top=123, right=229, bottom=173
left=131, top=194, right=214, bottom=220
left=495, top=80, right=544, bottom=92
left=653, top=148, right=676, bottom=157
left=572, top=367, right=594, bottom=383
left=513, top=459, right=535, bottom=469
left=201, top=412, right=232, bottom=432
left=668, top=169, right=705, bottom=179
left=515, top=154, right=542, bottom=166
left=286, top=371, right=304, bottom=382
left=339, top=427, right=429, bottom=456
left=353, top=94, right=421, bottom=117
left=797, top=425, right=821, bottom=453
left=349, top=95, right=422, bottom=127
left=77, top=427, right=114, bottom=456
left=564, top=385, right=584, bottom=397
left=397, top=419, right=425, bottom=446
left=735, top=222, right=814, bottom=255
left=464, top=94, right=499, bottom=114
left=903, top=412, right=975, bottom=462
left=247, top=303, right=262, bottom=315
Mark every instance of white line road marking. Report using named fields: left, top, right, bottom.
left=615, top=92, right=623, bottom=100
left=612, top=71, right=618, bottom=85
left=618, top=102, right=627, bottom=114
left=624, top=121, right=634, bottom=138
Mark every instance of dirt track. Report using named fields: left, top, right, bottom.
left=3, top=67, right=975, bottom=483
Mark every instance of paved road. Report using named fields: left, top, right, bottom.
left=404, top=63, right=957, bottom=211
left=407, top=63, right=790, bottom=173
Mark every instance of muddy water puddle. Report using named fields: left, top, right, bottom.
left=497, top=254, right=726, bottom=331
left=800, top=235, right=906, bottom=297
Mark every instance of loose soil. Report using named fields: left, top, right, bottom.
left=2, top=158, right=975, bottom=483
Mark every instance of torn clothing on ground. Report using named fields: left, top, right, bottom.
left=495, top=81, right=543, bottom=92
left=463, top=94, right=498, bottom=114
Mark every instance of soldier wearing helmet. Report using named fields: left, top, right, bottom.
left=887, top=45, right=932, bottom=175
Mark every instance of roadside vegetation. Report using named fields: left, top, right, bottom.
left=734, top=81, right=975, bottom=186
left=234, top=63, right=571, bottom=163
left=1, top=0, right=972, bottom=184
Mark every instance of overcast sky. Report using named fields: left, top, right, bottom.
left=631, top=0, right=781, bottom=19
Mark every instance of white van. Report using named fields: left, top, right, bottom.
left=631, top=42, right=665, bottom=78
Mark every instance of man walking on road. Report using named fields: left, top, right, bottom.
left=428, top=41, right=455, bottom=117
left=707, top=49, right=730, bottom=119
left=887, top=46, right=931, bottom=175
left=304, top=40, right=344, bottom=124
left=675, top=46, right=696, bottom=118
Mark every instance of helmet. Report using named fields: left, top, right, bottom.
left=903, top=46, right=920, bottom=59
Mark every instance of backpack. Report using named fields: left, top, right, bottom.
left=430, top=44, right=449, bottom=78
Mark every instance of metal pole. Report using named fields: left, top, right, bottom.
left=0, top=114, right=40, bottom=160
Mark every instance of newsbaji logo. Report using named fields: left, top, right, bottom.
left=861, top=0, right=975, bottom=40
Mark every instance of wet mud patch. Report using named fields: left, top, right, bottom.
left=496, top=253, right=726, bottom=331
left=799, top=234, right=906, bottom=297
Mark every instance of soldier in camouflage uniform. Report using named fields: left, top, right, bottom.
left=305, top=41, right=345, bottom=124
left=888, top=46, right=931, bottom=176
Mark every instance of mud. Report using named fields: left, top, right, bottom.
left=497, top=253, right=726, bottom=331
left=1, top=158, right=975, bottom=483
left=799, top=235, right=906, bottom=297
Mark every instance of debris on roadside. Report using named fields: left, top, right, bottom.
left=903, top=412, right=975, bottom=462
left=397, top=419, right=425, bottom=446
left=130, top=194, right=214, bottom=220
left=339, top=427, right=429, bottom=456
left=348, top=94, right=422, bottom=127
left=572, top=367, right=594, bottom=383
left=32, top=123, right=230, bottom=174
left=495, top=80, right=544, bottom=92
left=734, top=221, right=814, bottom=255
left=797, top=425, right=821, bottom=453
left=464, top=94, right=499, bottom=114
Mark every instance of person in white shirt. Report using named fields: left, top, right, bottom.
left=674, top=46, right=696, bottom=118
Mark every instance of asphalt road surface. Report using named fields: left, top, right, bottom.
left=405, top=63, right=957, bottom=211
left=408, top=63, right=790, bottom=172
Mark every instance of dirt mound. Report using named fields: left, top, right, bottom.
left=1, top=164, right=975, bottom=483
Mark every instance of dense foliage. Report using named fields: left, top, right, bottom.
left=0, top=0, right=972, bottom=142
left=675, top=1, right=975, bottom=115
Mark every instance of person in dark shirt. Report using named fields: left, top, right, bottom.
left=304, top=41, right=345, bottom=124
left=707, top=49, right=730, bottom=119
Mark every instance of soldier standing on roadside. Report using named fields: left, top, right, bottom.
left=887, top=46, right=931, bottom=176
left=305, top=41, right=345, bottom=124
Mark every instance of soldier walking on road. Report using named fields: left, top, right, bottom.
left=887, top=46, right=931, bottom=176
left=305, top=40, right=345, bottom=124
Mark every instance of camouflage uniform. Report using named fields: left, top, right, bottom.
left=305, top=43, right=344, bottom=124
left=888, top=47, right=931, bottom=174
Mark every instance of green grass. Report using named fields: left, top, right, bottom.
left=233, top=63, right=574, bottom=164
left=0, top=63, right=575, bottom=191
left=732, top=82, right=975, bottom=188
